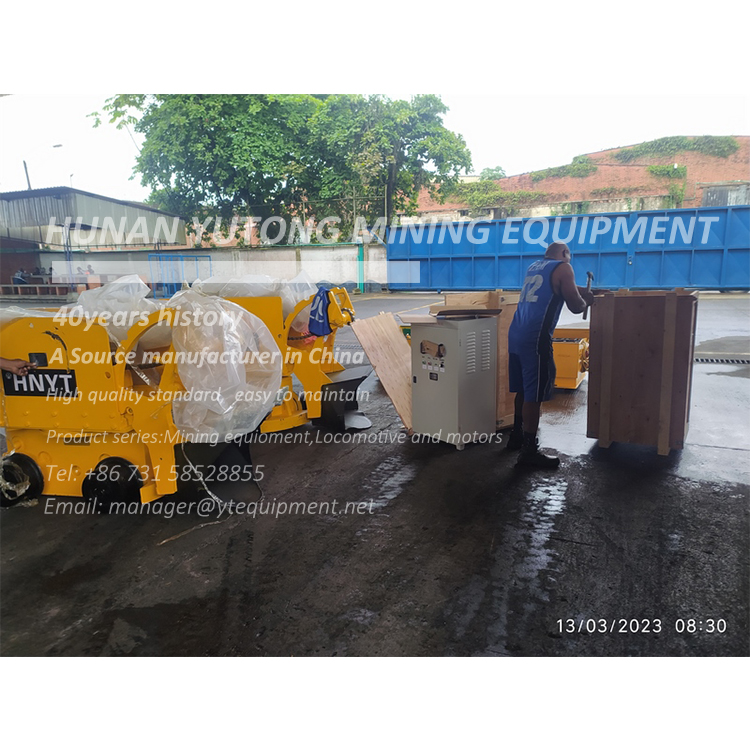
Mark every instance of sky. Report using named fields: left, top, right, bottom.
left=1, top=93, right=747, bottom=206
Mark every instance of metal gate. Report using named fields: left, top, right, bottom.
left=387, top=205, right=750, bottom=291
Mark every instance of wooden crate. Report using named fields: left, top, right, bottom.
left=587, top=290, right=698, bottom=455
left=430, top=290, right=520, bottom=429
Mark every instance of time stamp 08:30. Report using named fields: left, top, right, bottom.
left=556, top=618, right=728, bottom=635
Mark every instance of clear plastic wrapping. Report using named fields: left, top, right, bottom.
left=192, top=271, right=318, bottom=331
left=65, top=274, right=171, bottom=347
left=166, top=290, right=282, bottom=441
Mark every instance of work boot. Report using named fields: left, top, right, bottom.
left=516, top=433, right=560, bottom=469
left=506, top=429, right=524, bottom=451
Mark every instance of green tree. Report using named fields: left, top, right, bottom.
left=309, top=94, right=472, bottom=228
left=93, top=94, right=320, bottom=223
left=93, top=94, right=472, bottom=240
left=479, top=166, right=506, bottom=180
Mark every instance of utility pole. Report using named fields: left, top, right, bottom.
left=22, top=143, right=63, bottom=191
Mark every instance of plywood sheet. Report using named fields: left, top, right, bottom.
left=438, top=290, right=520, bottom=311
left=398, top=314, right=436, bottom=325
left=495, top=302, right=517, bottom=428
left=443, top=291, right=501, bottom=308
left=351, top=312, right=412, bottom=430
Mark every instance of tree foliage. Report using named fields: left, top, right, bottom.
left=647, top=164, right=688, bottom=179
left=93, top=95, right=319, bottom=221
left=530, top=155, right=598, bottom=182
left=309, top=94, right=472, bottom=227
left=479, top=166, right=506, bottom=180
left=93, top=94, right=472, bottom=237
left=613, top=135, right=739, bottom=163
left=445, top=181, right=546, bottom=215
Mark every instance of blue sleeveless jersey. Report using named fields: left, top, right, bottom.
left=508, top=259, right=564, bottom=353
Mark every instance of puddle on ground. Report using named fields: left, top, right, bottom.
left=666, top=531, right=683, bottom=553
left=479, top=475, right=568, bottom=655
left=701, top=365, right=750, bottom=379
left=514, top=478, right=567, bottom=586
left=360, top=455, right=418, bottom=510
left=693, top=335, right=750, bottom=354
left=342, top=608, right=377, bottom=625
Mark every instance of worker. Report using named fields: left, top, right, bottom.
left=0, top=358, right=35, bottom=376
left=507, top=241, right=594, bottom=468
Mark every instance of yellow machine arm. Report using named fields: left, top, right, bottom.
left=232, top=286, right=368, bottom=432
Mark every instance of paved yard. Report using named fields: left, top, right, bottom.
left=1, top=293, right=748, bottom=656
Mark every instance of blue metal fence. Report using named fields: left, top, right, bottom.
left=148, top=253, right=212, bottom=298
left=386, top=205, right=750, bottom=290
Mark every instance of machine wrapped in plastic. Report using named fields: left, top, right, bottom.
left=0, top=273, right=368, bottom=508
left=166, top=290, right=282, bottom=440
left=0, top=285, right=283, bottom=507
left=192, top=271, right=318, bottom=332
left=64, top=274, right=171, bottom=347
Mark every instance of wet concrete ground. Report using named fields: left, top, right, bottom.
left=1, top=293, right=748, bottom=656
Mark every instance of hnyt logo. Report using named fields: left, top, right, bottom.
left=2, top=369, right=78, bottom=397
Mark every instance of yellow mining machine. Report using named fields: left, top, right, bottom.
left=552, top=322, right=590, bottom=390
left=0, top=287, right=368, bottom=509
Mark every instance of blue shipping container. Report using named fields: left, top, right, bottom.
left=386, top=205, right=750, bottom=291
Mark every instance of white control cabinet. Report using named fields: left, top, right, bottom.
left=411, top=316, right=497, bottom=448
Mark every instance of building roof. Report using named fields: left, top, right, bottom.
left=0, top=186, right=180, bottom=218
